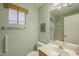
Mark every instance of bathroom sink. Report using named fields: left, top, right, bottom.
left=60, top=48, right=77, bottom=56
left=60, top=49, right=71, bottom=56
left=43, top=44, right=71, bottom=56
left=51, top=47, right=61, bottom=52
left=38, top=42, right=78, bottom=56
left=43, top=46, right=61, bottom=56
left=50, top=47, right=77, bottom=56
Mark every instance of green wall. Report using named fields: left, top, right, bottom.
left=0, top=3, right=38, bottom=56
left=38, top=4, right=64, bottom=43
left=38, top=3, right=55, bottom=43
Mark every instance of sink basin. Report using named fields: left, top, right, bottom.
left=49, top=47, right=60, bottom=56
left=44, top=45, right=69, bottom=56
left=38, top=42, right=78, bottom=56
left=61, top=48, right=77, bottom=56
left=50, top=47, right=77, bottom=56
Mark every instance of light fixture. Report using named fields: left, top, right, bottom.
left=53, top=3, right=73, bottom=10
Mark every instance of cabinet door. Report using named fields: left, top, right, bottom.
left=38, top=50, right=47, bottom=56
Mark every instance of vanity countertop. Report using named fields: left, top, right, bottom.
left=38, top=43, right=78, bottom=56
left=38, top=43, right=59, bottom=56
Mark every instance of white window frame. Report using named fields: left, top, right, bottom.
left=9, top=8, right=18, bottom=24
left=8, top=8, right=26, bottom=25
left=18, top=11, right=26, bottom=25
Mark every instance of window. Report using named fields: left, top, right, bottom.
left=9, top=9, right=17, bottom=24
left=18, top=11, right=26, bottom=25
left=4, top=3, right=28, bottom=25
left=9, top=9, right=26, bottom=25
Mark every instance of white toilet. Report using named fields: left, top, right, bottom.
left=27, top=42, right=45, bottom=56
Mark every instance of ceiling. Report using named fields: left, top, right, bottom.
left=51, top=3, right=79, bottom=17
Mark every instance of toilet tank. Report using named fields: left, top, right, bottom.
left=36, top=42, right=45, bottom=48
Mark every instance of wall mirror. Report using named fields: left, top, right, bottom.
left=50, top=3, right=79, bottom=45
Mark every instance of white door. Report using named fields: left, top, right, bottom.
left=64, top=14, right=79, bottom=44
